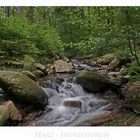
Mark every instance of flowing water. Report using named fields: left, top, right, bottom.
left=30, top=60, right=119, bottom=126
left=30, top=78, right=117, bottom=126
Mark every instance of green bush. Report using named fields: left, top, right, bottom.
left=0, top=15, right=63, bottom=63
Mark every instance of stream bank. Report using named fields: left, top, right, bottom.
left=0, top=54, right=140, bottom=126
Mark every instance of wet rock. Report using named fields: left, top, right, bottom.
left=76, top=71, right=110, bottom=92
left=62, top=56, right=70, bottom=62
left=0, top=71, right=48, bottom=107
left=121, top=75, right=130, bottom=84
left=63, top=100, right=82, bottom=108
left=0, top=88, right=4, bottom=94
left=75, top=109, right=123, bottom=126
left=97, top=54, right=115, bottom=65
left=0, top=93, right=6, bottom=104
left=45, top=64, right=55, bottom=74
left=96, top=70, right=108, bottom=75
left=109, top=58, right=120, bottom=71
left=108, top=72, right=120, bottom=77
left=88, top=99, right=108, bottom=108
left=3, top=100, right=22, bottom=121
left=35, top=63, right=46, bottom=73
left=0, top=105, right=9, bottom=125
left=0, top=60, right=23, bottom=69
left=21, top=70, right=36, bottom=81
left=32, top=70, right=45, bottom=78
left=120, top=66, right=128, bottom=75
left=122, top=81, right=140, bottom=114
left=86, top=60, right=98, bottom=67
left=101, top=65, right=109, bottom=70
left=54, top=60, right=74, bottom=73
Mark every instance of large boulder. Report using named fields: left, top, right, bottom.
left=97, top=54, right=115, bottom=65
left=0, top=105, right=9, bottom=125
left=0, top=71, right=48, bottom=107
left=54, top=59, right=73, bottom=73
left=122, top=81, right=140, bottom=114
left=76, top=71, right=110, bottom=93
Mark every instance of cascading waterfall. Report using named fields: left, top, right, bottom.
left=30, top=77, right=114, bottom=126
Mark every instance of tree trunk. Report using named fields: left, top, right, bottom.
left=5, top=7, right=12, bottom=17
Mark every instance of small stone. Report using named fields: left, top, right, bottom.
left=54, top=59, right=73, bottom=73
left=63, top=100, right=82, bottom=108
left=108, top=72, right=120, bottom=77
left=35, top=63, right=46, bottom=73
left=0, top=105, right=9, bottom=126
left=3, top=100, right=22, bottom=121
left=109, top=58, right=120, bottom=71
left=32, top=70, right=45, bottom=78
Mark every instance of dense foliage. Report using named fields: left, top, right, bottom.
left=0, top=7, right=140, bottom=64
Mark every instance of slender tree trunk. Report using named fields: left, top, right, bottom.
left=43, top=7, right=46, bottom=20
left=16, top=7, right=23, bottom=15
left=28, top=7, right=35, bottom=23
left=5, top=7, right=12, bottom=17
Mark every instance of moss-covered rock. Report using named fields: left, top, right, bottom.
left=97, top=54, right=115, bottom=65
left=0, top=60, right=23, bottom=69
left=122, top=81, right=140, bottom=114
left=0, top=105, right=9, bottom=126
left=0, top=71, right=48, bottom=107
left=76, top=71, right=110, bottom=92
left=34, top=63, right=46, bottom=73
left=32, top=70, right=45, bottom=78
left=109, top=58, right=120, bottom=71
left=21, top=70, right=36, bottom=81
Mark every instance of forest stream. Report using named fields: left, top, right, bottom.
left=28, top=60, right=124, bottom=126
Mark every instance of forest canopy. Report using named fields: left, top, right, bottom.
left=0, top=7, right=140, bottom=64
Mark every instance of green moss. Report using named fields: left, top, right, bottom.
left=0, top=71, right=48, bottom=107
left=77, top=71, right=109, bottom=92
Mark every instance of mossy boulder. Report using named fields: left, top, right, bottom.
left=122, top=81, right=140, bottom=114
left=32, top=70, right=45, bottom=78
left=76, top=71, right=110, bottom=93
left=0, top=105, right=9, bottom=125
left=0, top=71, right=48, bottom=107
left=97, top=54, right=115, bottom=65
